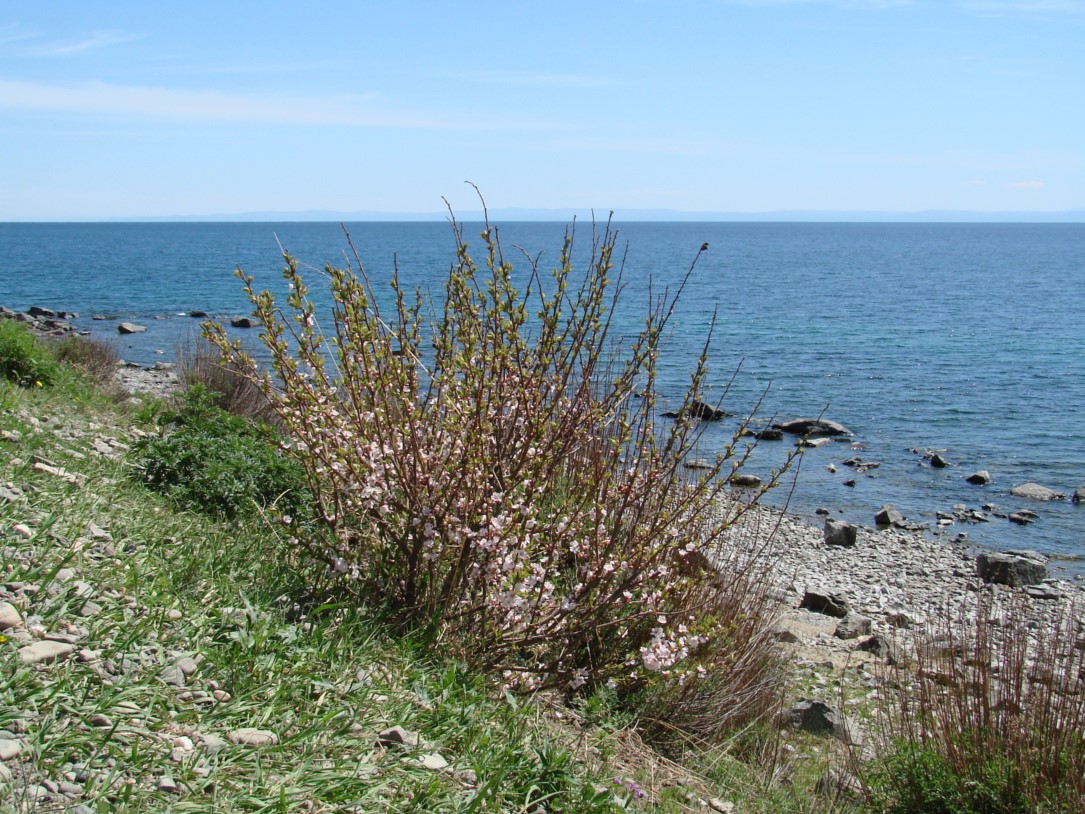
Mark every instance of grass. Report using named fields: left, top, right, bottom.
left=0, top=339, right=846, bottom=813
left=30, top=317, right=1075, bottom=813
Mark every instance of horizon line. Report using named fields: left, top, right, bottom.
left=4, top=206, right=1085, bottom=224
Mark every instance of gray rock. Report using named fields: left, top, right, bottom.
left=687, top=399, right=729, bottom=421
left=160, top=665, right=186, bottom=687
left=157, top=775, right=180, bottom=794
left=453, top=768, right=478, bottom=786
left=874, top=504, right=904, bottom=526
left=0, top=738, right=23, bottom=761
left=0, top=485, right=24, bottom=504
left=175, top=656, right=200, bottom=676
left=1073, top=487, right=1085, bottom=504
left=884, top=609, right=916, bottom=629
left=834, top=613, right=872, bottom=640
left=0, top=601, right=21, bottom=631
left=755, top=428, right=784, bottom=441
left=199, top=734, right=228, bottom=754
left=1008, top=512, right=1033, bottom=525
left=771, top=626, right=800, bottom=643
left=116, top=322, right=147, bottom=335
left=728, top=473, right=762, bottom=488
left=823, top=519, right=858, bottom=548
left=781, top=700, right=858, bottom=743
left=18, top=640, right=76, bottom=665
left=965, top=470, right=992, bottom=485
left=419, top=752, right=449, bottom=771
left=856, top=634, right=902, bottom=665
left=976, top=551, right=1047, bottom=587
left=774, top=418, right=852, bottom=437
left=227, top=728, right=278, bottom=747
left=799, top=590, right=849, bottom=618
left=376, top=725, right=421, bottom=749
left=665, top=399, right=731, bottom=422
left=1010, top=483, right=1065, bottom=501
left=929, top=453, right=951, bottom=468
left=230, top=317, right=257, bottom=329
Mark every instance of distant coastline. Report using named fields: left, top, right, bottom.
left=3, top=208, right=1084, bottom=224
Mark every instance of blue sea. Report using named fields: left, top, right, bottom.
left=2, top=221, right=1082, bottom=573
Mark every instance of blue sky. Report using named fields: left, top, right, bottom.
left=1, top=1, right=1082, bottom=220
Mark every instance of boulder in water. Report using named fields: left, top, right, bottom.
left=774, top=418, right=851, bottom=437
left=1010, top=483, right=1065, bottom=501
left=874, top=504, right=904, bottom=527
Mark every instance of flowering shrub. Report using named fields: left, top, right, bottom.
left=207, top=210, right=789, bottom=720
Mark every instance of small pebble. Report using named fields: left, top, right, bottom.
left=0, top=739, right=23, bottom=761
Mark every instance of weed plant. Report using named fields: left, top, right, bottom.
left=0, top=319, right=60, bottom=387
left=866, top=594, right=1085, bottom=813
left=130, top=384, right=311, bottom=520
left=207, top=205, right=793, bottom=742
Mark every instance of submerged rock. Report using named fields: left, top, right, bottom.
left=774, top=418, right=852, bottom=437
left=1010, top=483, right=1065, bottom=501
left=663, top=399, right=730, bottom=421
left=965, top=470, right=992, bottom=485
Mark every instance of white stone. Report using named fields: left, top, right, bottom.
left=227, top=728, right=278, bottom=747
left=18, top=640, right=76, bottom=665
left=419, top=752, right=449, bottom=771
left=0, top=739, right=23, bottom=761
left=0, top=602, right=22, bottom=631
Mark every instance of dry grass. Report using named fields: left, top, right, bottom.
left=53, top=334, right=120, bottom=382
left=176, top=334, right=277, bottom=424
left=869, top=593, right=1085, bottom=812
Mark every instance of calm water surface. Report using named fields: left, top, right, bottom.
left=2, top=221, right=1082, bottom=572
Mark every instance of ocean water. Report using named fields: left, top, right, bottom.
left=2, top=221, right=1083, bottom=573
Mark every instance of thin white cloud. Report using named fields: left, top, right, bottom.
left=960, top=0, right=1085, bottom=13
left=450, top=69, right=616, bottom=89
left=0, top=78, right=469, bottom=128
left=28, top=30, right=140, bottom=57
left=1008, top=179, right=1045, bottom=188
left=726, top=0, right=913, bottom=8
left=0, top=24, right=35, bottom=45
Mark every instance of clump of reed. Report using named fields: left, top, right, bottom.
left=867, top=592, right=1085, bottom=813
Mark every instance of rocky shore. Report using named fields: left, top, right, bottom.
left=718, top=501, right=1084, bottom=697
left=1, top=305, right=183, bottom=399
